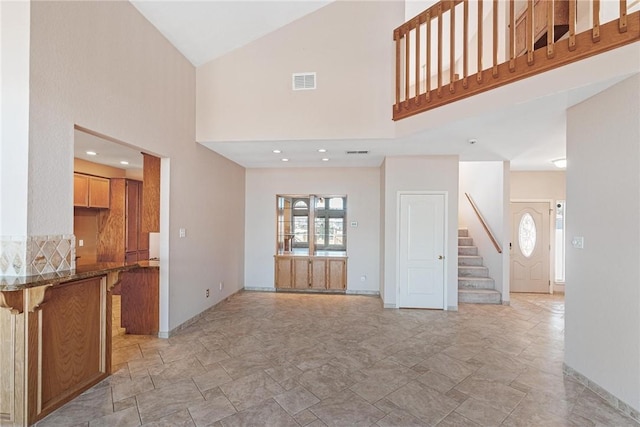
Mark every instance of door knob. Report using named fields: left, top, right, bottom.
left=438, top=255, right=444, bottom=260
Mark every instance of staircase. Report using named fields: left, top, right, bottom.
left=458, top=228, right=501, bottom=304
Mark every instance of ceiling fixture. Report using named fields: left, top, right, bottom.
left=120, top=161, right=129, bottom=165
left=86, top=151, right=97, bottom=156
left=552, top=158, right=567, bottom=168
left=281, top=158, right=289, bottom=162
left=272, top=149, right=281, bottom=154
left=321, top=158, right=329, bottom=162
left=318, top=148, right=327, bottom=153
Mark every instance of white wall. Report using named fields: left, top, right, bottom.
left=511, top=170, right=566, bottom=291
left=459, top=161, right=510, bottom=300
left=244, top=167, right=380, bottom=293
left=196, top=0, right=401, bottom=143
left=0, top=1, right=30, bottom=236
left=382, top=156, right=459, bottom=309
left=565, top=75, right=640, bottom=412
left=28, top=1, right=245, bottom=331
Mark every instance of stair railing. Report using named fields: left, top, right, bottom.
left=393, top=0, right=640, bottom=120
left=465, top=193, right=502, bottom=253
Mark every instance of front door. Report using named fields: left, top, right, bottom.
left=510, top=202, right=551, bottom=293
left=398, top=194, right=445, bottom=309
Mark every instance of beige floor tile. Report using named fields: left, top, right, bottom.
left=274, top=385, right=321, bottom=415
left=192, top=364, right=234, bottom=392
left=140, top=409, right=195, bottom=426
left=112, top=376, right=155, bottom=403
left=309, top=390, right=386, bottom=426
left=386, top=381, right=458, bottom=425
left=88, top=406, right=140, bottom=427
left=37, top=293, right=640, bottom=427
left=187, top=395, right=237, bottom=426
left=219, top=371, right=284, bottom=411
left=455, top=397, right=509, bottom=426
left=136, top=379, right=204, bottom=424
left=219, top=399, right=298, bottom=427
left=455, top=375, right=526, bottom=413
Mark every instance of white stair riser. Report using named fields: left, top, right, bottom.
left=458, top=246, right=478, bottom=256
left=458, top=229, right=469, bottom=237
left=458, top=277, right=495, bottom=289
left=458, top=256, right=483, bottom=266
left=458, top=267, right=489, bottom=277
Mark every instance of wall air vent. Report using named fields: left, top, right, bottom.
left=292, top=72, right=316, bottom=91
left=346, top=150, right=369, bottom=155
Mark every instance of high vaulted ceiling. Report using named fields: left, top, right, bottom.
left=75, top=1, right=636, bottom=171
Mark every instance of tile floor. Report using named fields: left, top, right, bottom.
left=36, top=292, right=639, bottom=426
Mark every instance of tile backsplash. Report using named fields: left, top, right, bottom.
left=0, top=235, right=76, bottom=276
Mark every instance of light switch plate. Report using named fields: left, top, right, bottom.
left=179, top=228, right=186, bottom=238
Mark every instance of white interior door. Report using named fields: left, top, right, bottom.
left=510, top=202, right=551, bottom=293
left=398, top=194, right=445, bottom=309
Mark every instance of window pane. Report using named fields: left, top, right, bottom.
left=328, top=198, right=343, bottom=210
left=315, top=197, right=325, bottom=209
left=518, top=213, right=536, bottom=258
left=294, top=216, right=308, bottom=243
left=315, top=218, right=325, bottom=245
left=328, top=218, right=344, bottom=246
left=293, top=200, right=308, bottom=210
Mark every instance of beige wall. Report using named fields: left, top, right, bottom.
left=74, top=158, right=128, bottom=179
left=28, top=1, right=245, bottom=332
left=244, top=167, right=380, bottom=293
left=511, top=171, right=566, bottom=201
left=566, top=75, right=640, bottom=412
left=196, top=1, right=401, bottom=143
left=382, top=156, right=459, bottom=309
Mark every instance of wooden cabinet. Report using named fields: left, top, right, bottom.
left=328, top=259, right=347, bottom=290
left=74, top=173, right=110, bottom=208
left=125, top=180, right=149, bottom=262
left=275, top=256, right=347, bottom=291
left=97, top=178, right=148, bottom=263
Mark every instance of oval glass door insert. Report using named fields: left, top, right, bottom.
left=518, top=213, right=536, bottom=257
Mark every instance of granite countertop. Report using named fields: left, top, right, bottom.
left=0, top=260, right=159, bottom=291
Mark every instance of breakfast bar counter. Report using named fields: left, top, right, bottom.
left=0, top=261, right=158, bottom=426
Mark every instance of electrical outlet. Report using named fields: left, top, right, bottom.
left=219, top=281, right=224, bottom=291
left=205, top=289, right=210, bottom=298
left=79, top=239, right=84, bottom=247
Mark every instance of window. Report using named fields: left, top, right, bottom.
left=314, top=197, right=346, bottom=251
left=292, top=198, right=309, bottom=247
left=277, top=195, right=347, bottom=255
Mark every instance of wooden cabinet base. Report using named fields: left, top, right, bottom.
left=0, top=276, right=113, bottom=426
left=274, top=255, right=347, bottom=291
left=120, top=268, right=159, bottom=335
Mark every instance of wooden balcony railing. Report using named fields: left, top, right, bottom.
left=393, top=0, right=640, bottom=121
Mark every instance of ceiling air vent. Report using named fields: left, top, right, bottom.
left=346, top=150, right=369, bottom=155
left=292, top=72, right=316, bottom=91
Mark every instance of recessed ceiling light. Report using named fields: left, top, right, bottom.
left=273, top=149, right=282, bottom=154
left=281, top=158, right=289, bottom=162
left=318, top=148, right=327, bottom=153
left=86, top=151, right=97, bottom=156
left=321, top=158, right=329, bottom=162
left=120, top=161, right=129, bottom=165
left=552, top=158, right=567, bottom=168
